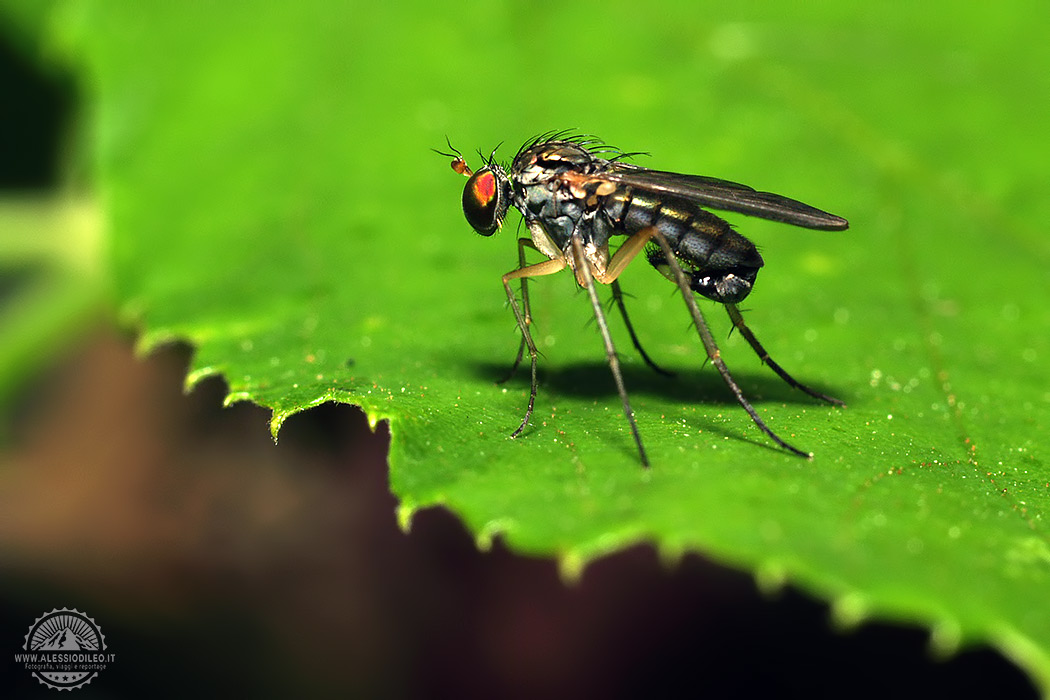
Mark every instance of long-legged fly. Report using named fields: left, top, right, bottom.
left=436, top=131, right=849, bottom=467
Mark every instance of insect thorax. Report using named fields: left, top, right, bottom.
left=512, top=142, right=612, bottom=254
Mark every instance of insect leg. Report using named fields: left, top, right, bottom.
left=610, top=280, right=675, bottom=377
left=587, top=225, right=675, bottom=377
left=724, top=303, right=845, bottom=406
left=571, top=235, right=650, bottom=467
left=649, top=230, right=811, bottom=458
left=599, top=224, right=658, bottom=283
left=502, top=256, right=568, bottom=438
left=593, top=225, right=675, bottom=377
left=498, top=238, right=541, bottom=384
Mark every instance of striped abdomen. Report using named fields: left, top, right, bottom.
left=603, top=187, right=764, bottom=303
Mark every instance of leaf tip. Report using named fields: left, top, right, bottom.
left=929, top=619, right=962, bottom=659
left=396, top=503, right=417, bottom=534
left=558, top=552, right=586, bottom=584
left=134, top=327, right=176, bottom=357
left=754, top=560, right=788, bottom=595
left=269, top=409, right=296, bottom=442
left=187, top=366, right=221, bottom=392
left=224, top=390, right=251, bottom=407
left=831, top=591, right=870, bottom=630
left=989, top=626, right=1050, bottom=696
left=476, top=519, right=515, bottom=551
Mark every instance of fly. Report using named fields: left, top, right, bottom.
left=436, top=131, right=849, bottom=467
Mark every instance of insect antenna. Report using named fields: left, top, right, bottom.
left=432, top=137, right=473, bottom=176
left=432, top=136, right=461, bottom=157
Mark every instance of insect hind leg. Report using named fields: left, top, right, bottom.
left=725, top=303, right=845, bottom=406
left=648, top=230, right=812, bottom=458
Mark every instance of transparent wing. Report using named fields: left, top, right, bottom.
left=601, top=163, right=849, bottom=231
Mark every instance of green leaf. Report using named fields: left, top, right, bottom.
left=29, top=0, right=1050, bottom=690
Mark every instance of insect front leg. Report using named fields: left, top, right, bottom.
left=502, top=255, right=567, bottom=438
left=498, top=237, right=542, bottom=384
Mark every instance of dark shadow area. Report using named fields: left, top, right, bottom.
left=463, top=334, right=847, bottom=457
left=0, top=27, right=75, bottom=189
left=0, top=332, right=1039, bottom=699
left=471, top=357, right=845, bottom=407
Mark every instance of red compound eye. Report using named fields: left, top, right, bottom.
left=462, top=167, right=507, bottom=236
left=471, top=171, right=496, bottom=205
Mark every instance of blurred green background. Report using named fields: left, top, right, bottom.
left=2, top=1, right=1048, bottom=697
